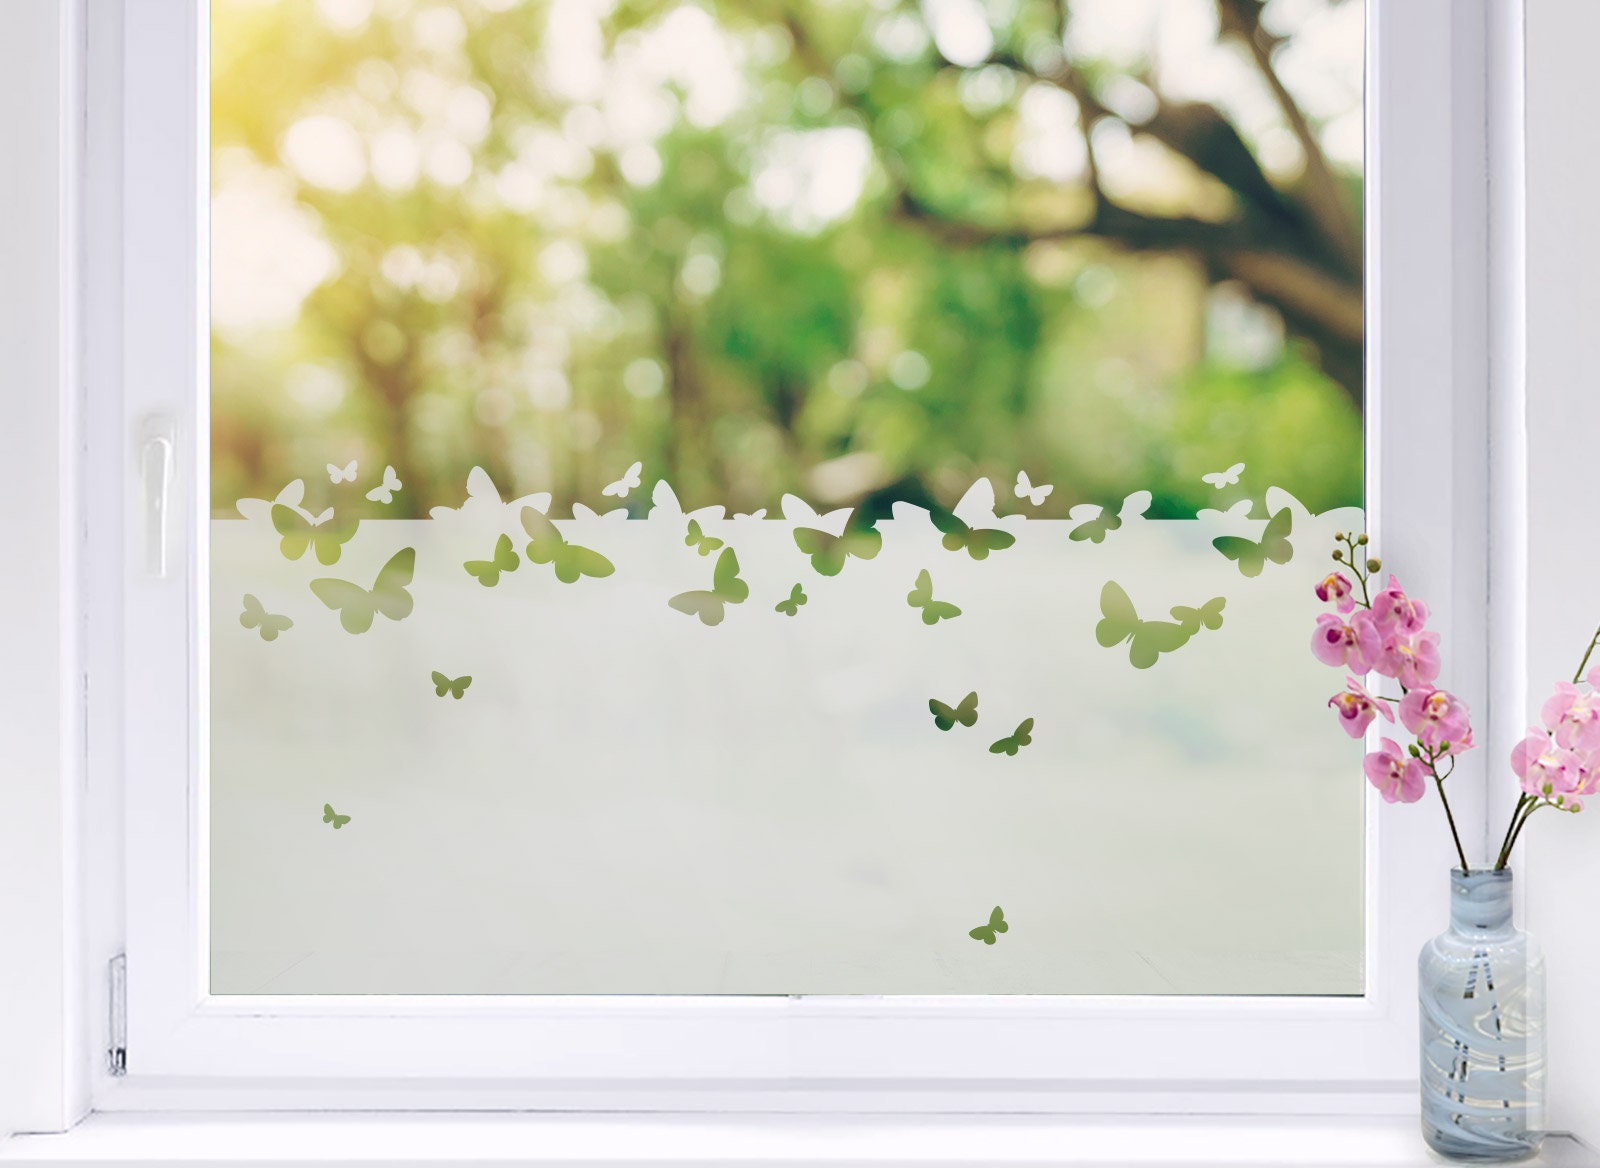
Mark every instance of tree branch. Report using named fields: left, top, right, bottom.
left=781, top=10, right=1363, bottom=409
left=1215, top=0, right=1362, bottom=275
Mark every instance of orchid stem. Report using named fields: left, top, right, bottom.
left=1502, top=799, right=1545, bottom=864
left=1572, top=624, right=1600, bottom=684
left=1494, top=794, right=1533, bottom=871
left=1429, top=752, right=1471, bottom=873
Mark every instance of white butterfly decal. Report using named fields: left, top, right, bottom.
left=1201, top=462, right=1245, bottom=489
left=427, top=466, right=551, bottom=521
left=570, top=501, right=630, bottom=522
left=327, top=460, right=357, bottom=484
left=1014, top=471, right=1053, bottom=506
left=601, top=461, right=643, bottom=499
left=236, top=479, right=307, bottom=524
left=649, top=479, right=725, bottom=523
left=365, top=465, right=402, bottom=504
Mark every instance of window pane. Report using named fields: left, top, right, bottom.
left=208, top=0, right=1366, bottom=995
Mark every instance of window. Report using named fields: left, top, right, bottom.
left=92, top=0, right=1493, bottom=1108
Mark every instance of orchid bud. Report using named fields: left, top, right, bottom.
left=1333, top=549, right=1344, bottom=561
left=1357, top=534, right=1369, bottom=545
left=1367, top=558, right=1381, bottom=572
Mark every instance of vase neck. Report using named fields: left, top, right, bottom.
left=1449, top=868, right=1515, bottom=935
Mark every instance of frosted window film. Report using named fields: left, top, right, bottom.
left=209, top=0, right=1365, bottom=994
left=211, top=473, right=1363, bottom=995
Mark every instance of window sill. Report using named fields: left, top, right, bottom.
left=1, top=1115, right=1595, bottom=1167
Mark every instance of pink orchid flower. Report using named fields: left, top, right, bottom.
left=1373, top=629, right=1442, bottom=689
left=1328, top=676, right=1395, bottom=739
left=1399, top=687, right=1474, bottom=754
left=1510, top=729, right=1588, bottom=798
left=1364, top=737, right=1428, bottom=804
left=1315, top=572, right=1358, bottom=614
left=1372, top=574, right=1430, bottom=636
left=1540, top=682, right=1600, bottom=754
left=1312, top=611, right=1383, bottom=672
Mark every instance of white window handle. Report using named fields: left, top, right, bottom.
left=140, top=429, right=174, bottom=578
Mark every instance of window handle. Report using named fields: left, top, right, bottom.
left=140, top=427, right=174, bottom=578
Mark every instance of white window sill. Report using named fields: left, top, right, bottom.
left=1, top=1115, right=1594, bottom=1167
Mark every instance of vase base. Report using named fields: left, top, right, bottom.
left=1422, top=1123, right=1544, bottom=1164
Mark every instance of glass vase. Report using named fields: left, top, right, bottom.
left=1418, top=868, right=1545, bottom=1161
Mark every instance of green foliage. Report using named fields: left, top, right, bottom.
left=210, top=0, right=1364, bottom=520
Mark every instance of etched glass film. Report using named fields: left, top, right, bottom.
left=209, top=0, right=1366, bottom=995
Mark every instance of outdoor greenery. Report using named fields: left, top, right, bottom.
left=211, top=0, right=1364, bottom=519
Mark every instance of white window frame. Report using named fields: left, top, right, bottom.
left=68, top=0, right=1510, bottom=1118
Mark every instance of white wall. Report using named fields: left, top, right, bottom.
left=1523, top=0, right=1600, bottom=1145
left=0, top=0, right=85, bottom=1139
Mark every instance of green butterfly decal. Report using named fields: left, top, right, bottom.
left=931, top=509, right=1016, bottom=560
left=929, top=690, right=978, bottom=731
left=1095, top=580, right=1199, bottom=669
left=431, top=671, right=472, bottom=699
left=1213, top=506, right=1294, bottom=577
left=774, top=582, right=807, bottom=616
left=685, top=519, right=724, bottom=557
left=793, top=521, right=883, bottom=576
left=1170, top=595, right=1227, bottom=635
left=969, top=906, right=1008, bottom=944
left=520, top=506, right=616, bottom=583
left=238, top=593, right=292, bottom=641
left=989, top=718, right=1034, bottom=756
left=309, top=547, right=416, bottom=634
left=322, top=803, right=351, bottom=830
left=1069, top=506, right=1121, bottom=544
left=668, top=546, right=750, bottom=626
left=906, top=569, right=962, bottom=625
left=272, top=503, right=359, bottom=565
left=463, top=533, right=519, bottom=587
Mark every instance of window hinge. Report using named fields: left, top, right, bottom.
left=108, top=953, right=127, bottom=1077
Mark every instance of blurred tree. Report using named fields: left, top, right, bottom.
left=210, top=0, right=1364, bottom=520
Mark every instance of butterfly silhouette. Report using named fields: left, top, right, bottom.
left=668, top=546, right=749, bottom=626
left=463, top=534, right=519, bottom=587
left=239, top=594, right=292, bottom=641
left=1213, top=506, right=1294, bottom=577
left=774, top=583, right=807, bottom=616
left=520, top=507, right=616, bottom=583
left=1069, top=506, right=1121, bottom=544
left=310, top=547, right=416, bottom=634
left=969, top=906, right=1008, bottom=944
left=685, top=518, right=724, bottom=557
left=1170, top=596, right=1227, bottom=635
left=602, top=460, right=643, bottom=498
left=366, top=464, right=402, bottom=504
left=793, top=522, right=883, bottom=576
left=906, top=569, right=962, bottom=625
left=931, top=508, right=1016, bottom=560
left=427, top=466, right=551, bottom=520
left=431, top=671, right=472, bottom=699
left=322, top=803, right=352, bottom=830
left=1201, top=461, right=1246, bottom=489
left=929, top=691, right=978, bottom=731
left=989, top=718, right=1034, bottom=756
left=327, top=459, right=357, bottom=484
left=1014, top=471, right=1053, bottom=506
left=1095, top=581, right=1194, bottom=669
left=272, top=503, right=359, bottom=565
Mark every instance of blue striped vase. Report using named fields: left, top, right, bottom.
left=1418, top=868, right=1545, bottom=1161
